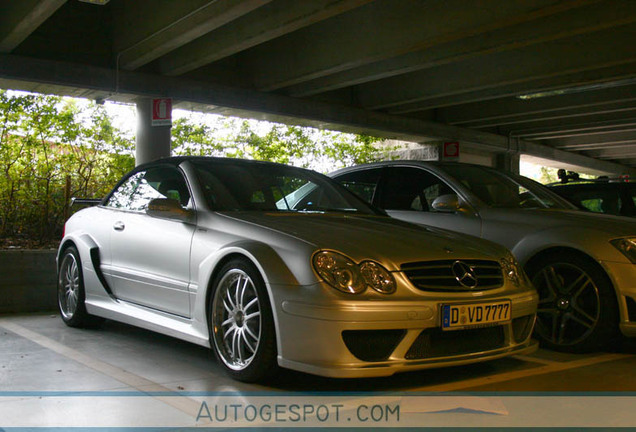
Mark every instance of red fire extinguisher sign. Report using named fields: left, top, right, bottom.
left=151, top=98, right=172, bottom=126
left=443, top=141, right=460, bottom=160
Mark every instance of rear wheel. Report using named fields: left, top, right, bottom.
left=57, top=246, right=103, bottom=328
left=526, top=251, right=619, bottom=352
left=209, top=258, right=278, bottom=382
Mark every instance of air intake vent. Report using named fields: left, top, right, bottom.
left=342, top=330, right=406, bottom=362
left=405, top=326, right=505, bottom=359
left=401, top=260, right=503, bottom=291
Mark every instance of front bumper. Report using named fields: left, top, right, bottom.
left=274, top=289, right=538, bottom=378
left=601, top=260, right=636, bottom=337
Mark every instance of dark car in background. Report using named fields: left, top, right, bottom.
left=548, top=176, right=636, bottom=217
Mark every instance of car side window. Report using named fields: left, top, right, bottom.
left=562, top=187, right=622, bottom=215
left=335, top=168, right=382, bottom=204
left=105, top=166, right=190, bottom=211
left=106, top=172, right=144, bottom=210
left=379, top=167, right=454, bottom=211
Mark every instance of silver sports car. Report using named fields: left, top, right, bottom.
left=331, top=161, right=636, bottom=353
left=57, top=157, right=537, bottom=382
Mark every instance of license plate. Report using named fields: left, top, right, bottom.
left=441, top=300, right=511, bottom=330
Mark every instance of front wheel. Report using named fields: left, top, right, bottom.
left=57, top=246, right=103, bottom=328
left=209, top=259, right=278, bottom=382
left=526, top=251, right=619, bottom=352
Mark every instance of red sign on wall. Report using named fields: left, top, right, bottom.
left=151, top=98, right=172, bottom=126
left=443, top=141, right=460, bottom=160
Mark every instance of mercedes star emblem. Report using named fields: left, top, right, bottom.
left=451, top=260, right=479, bottom=288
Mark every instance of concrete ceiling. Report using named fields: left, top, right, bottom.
left=1, top=0, right=636, bottom=174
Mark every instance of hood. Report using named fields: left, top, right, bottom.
left=222, top=211, right=509, bottom=270
left=484, top=208, right=636, bottom=237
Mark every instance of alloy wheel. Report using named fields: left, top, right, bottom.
left=212, top=269, right=262, bottom=371
left=58, top=253, right=80, bottom=320
left=533, top=262, right=601, bottom=347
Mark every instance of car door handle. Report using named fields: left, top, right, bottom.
left=113, top=221, right=125, bottom=231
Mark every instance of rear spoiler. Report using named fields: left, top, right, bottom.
left=71, top=198, right=102, bottom=207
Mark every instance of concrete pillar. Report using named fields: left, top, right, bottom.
left=135, top=97, right=172, bottom=166
left=495, top=152, right=521, bottom=174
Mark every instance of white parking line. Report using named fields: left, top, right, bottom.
left=2, top=318, right=632, bottom=398
left=413, top=353, right=631, bottom=391
left=512, top=354, right=559, bottom=365
left=0, top=320, right=202, bottom=418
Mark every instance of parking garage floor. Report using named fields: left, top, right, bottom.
left=1, top=313, right=635, bottom=429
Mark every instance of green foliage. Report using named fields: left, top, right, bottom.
left=171, top=117, right=224, bottom=155
left=538, top=166, right=559, bottom=184
left=0, top=90, right=134, bottom=244
left=171, top=116, right=384, bottom=172
left=0, top=90, right=387, bottom=245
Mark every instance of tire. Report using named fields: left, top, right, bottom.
left=526, top=251, right=619, bottom=352
left=209, top=258, right=278, bottom=382
left=57, top=246, right=104, bottom=328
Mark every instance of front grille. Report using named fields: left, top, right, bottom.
left=401, top=259, right=503, bottom=291
left=405, top=326, right=505, bottom=360
left=342, top=330, right=406, bottom=362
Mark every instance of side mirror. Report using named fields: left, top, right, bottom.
left=147, top=198, right=192, bottom=222
left=431, top=194, right=461, bottom=212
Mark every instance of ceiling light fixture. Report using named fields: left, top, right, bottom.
left=77, top=0, right=110, bottom=5
left=517, top=77, right=636, bottom=100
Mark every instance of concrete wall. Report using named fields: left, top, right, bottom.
left=0, top=250, right=57, bottom=313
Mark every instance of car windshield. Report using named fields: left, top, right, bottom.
left=441, top=164, right=576, bottom=209
left=192, top=160, right=379, bottom=214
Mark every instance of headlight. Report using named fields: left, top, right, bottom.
left=313, top=251, right=366, bottom=294
left=312, top=251, right=396, bottom=295
left=360, top=261, right=396, bottom=294
left=500, top=253, right=525, bottom=287
left=611, top=238, right=636, bottom=263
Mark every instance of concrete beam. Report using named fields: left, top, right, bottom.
left=555, top=141, right=636, bottom=151
left=117, top=0, right=270, bottom=70
left=549, top=130, right=636, bottom=148
left=585, top=145, right=636, bottom=159
left=391, top=64, right=636, bottom=113
left=514, top=117, right=636, bottom=140
left=356, top=25, right=636, bottom=110
left=0, top=0, right=67, bottom=53
left=160, top=0, right=374, bottom=76
left=494, top=111, right=636, bottom=141
left=486, top=107, right=636, bottom=141
left=285, top=0, right=629, bottom=97
left=607, top=157, right=636, bottom=166
left=243, top=0, right=564, bottom=91
left=1, top=53, right=634, bottom=176
left=471, top=102, right=636, bottom=131
left=439, top=83, right=636, bottom=126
